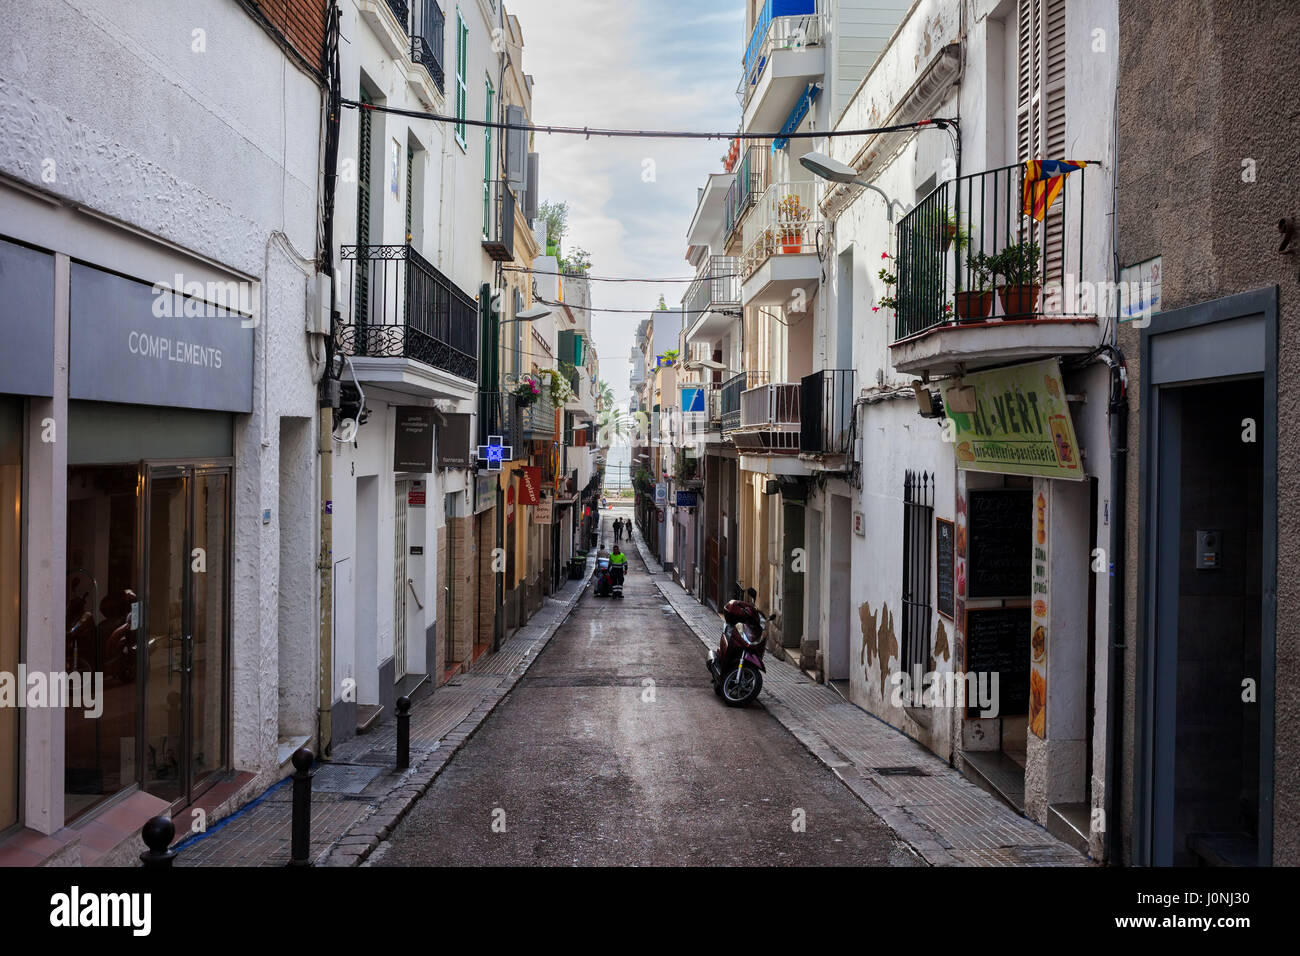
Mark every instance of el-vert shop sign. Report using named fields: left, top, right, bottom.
left=940, top=358, right=1083, bottom=480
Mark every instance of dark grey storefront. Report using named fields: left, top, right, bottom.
left=1135, top=287, right=1277, bottom=866
left=63, top=261, right=253, bottom=818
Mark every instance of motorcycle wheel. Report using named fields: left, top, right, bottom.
left=720, top=666, right=762, bottom=707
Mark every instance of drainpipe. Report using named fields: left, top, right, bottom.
left=1101, top=345, right=1127, bottom=865
left=318, top=403, right=334, bottom=756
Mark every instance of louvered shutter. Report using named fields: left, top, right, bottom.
left=1017, top=0, right=1066, bottom=282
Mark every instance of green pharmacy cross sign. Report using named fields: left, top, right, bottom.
left=477, top=435, right=512, bottom=472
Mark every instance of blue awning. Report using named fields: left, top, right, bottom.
left=773, top=83, right=821, bottom=151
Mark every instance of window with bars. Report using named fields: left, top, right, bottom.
left=454, top=11, right=468, bottom=147
left=901, top=470, right=934, bottom=705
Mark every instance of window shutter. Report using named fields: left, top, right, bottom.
left=1043, top=0, right=1067, bottom=277
left=525, top=152, right=539, bottom=222
left=1015, top=0, right=1040, bottom=164
left=505, top=104, right=526, bottom=190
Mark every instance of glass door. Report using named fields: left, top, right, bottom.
left=142, top=463, right=230, bottom=807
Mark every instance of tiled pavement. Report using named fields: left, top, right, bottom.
left=174, top=554, right=593, bottom=867
left=626, top=519, right=1089, bottom=867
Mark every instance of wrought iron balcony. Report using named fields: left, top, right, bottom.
left=720, top=369, right=769, bottom=435
left=737, top=0, right=823, bottom=111
left=799, top=369, right=854, bottom=458
left=410, top=2, right=445, bottom=94
left=893, top=161, right=1091, bottom=342
left=339, top=243, right=477, bottom=382
left=522, top=389, right=555, bottom=439
left=385, top=0, right=411, bottom=30
left=724, top=146, right=770, bottom=245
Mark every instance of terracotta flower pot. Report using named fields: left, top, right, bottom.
left=998, top=284, right=1042, bottom=318
left=955, top=290, right=993, bottom=321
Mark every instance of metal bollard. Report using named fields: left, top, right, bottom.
left=290, top=746, right=315, bottom=866
left=396, top=696, right=411, bottom=770
left=139, top=815, right=177, bottom=868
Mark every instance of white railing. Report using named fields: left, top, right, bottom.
left=740, top=383, right=801, bottom=429
left=741, top=181, right=823, bottom=278
left=736, top=6, right=825, bottom=110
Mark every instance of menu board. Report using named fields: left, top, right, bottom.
left=967, top=489, right=1031, bottom=598
left=936, top=518, right=955, bottom=619
left=964, top=607, right=1030, bottom=717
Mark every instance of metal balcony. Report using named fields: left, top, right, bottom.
left=723, top=146, right=770, bottom=247
left=737, top=0, right=822, bottom=111
left=799, top=369, right=854, bottom=459
left=684, top=255, right=740, bottom=344
left=385, top=0, right=410, bottom=29
left=720, top=369, right=769, bottom=436
left=482, top=179, right=516, bottom=262
left=339, top=243, right=477, bottom=383
left=410, top=1, right=445, bottom=94
left=478, top=390, right=524, bottom=452
left=522, top=390, right=555, bottom=439
left=889, top=162, right=1101, bottom=375
left=734, top=382, right=801, bottom=454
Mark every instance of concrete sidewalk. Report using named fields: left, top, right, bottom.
left=173, top=553, right=594, bottom=867
left=626, top=519, right=1088, bottom=866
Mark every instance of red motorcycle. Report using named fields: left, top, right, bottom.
left=707, top=587, right=767, bottom=706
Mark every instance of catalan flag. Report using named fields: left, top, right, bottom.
left=1023, top=160, right=1087, bottom=221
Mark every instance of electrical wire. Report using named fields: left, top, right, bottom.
left=502, top=267, right=736, bottom=283
left=341, top=98, right=955, bottom=142
left=536, top=298, right=740, bottom=316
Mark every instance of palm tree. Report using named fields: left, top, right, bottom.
left=597, top=406, right=630, bottom=447
left=595, top=378, right=616, bottom=411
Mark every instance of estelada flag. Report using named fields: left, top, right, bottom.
left=1023, top=160, right=1087, bottom=221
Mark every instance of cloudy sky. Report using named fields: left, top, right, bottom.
left=506, top=0, right=745, bottom=407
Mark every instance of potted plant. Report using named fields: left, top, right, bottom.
left=990, top=240, right=1042, bottom=317
left=940, top=208, right=970, bottom=252
left=512, top=374, right=540, bottom=407
left=658, top=349, right=680, bottom=367
left=955, top=250, right=995, bottom=321
left=777, top=193, right=811, bottom=253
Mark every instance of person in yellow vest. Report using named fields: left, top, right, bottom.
left=609, top=544, right=627, bottom=587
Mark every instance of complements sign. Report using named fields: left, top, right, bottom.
left=69, top=262, right=254, bottom=413
left=394, top=407, right=435, bottom=472
left=941, top=358, right=1083, bottom=480
left=533, top=498, right=553, bottom=524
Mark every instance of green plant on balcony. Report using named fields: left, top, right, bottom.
left=547, top=366, right=575, bottom=405
left=559, top=246, right=591, bottom=275
left=676, top=449, right=699, bottom=481
left=776, top=193, right=811, bottom=252
left=657, top=349, right=680, bottom=367
left=512, top=374, right=541, bottom=407
left=955, top=250, right=996, bottom=321
left=988, top=240, right=1043, bottom=317
left=633, top=467, right=653, bottom=494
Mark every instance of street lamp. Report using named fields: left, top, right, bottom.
left=503, top=304, right=551, bottom=324
left=800, top=151, right=908, bottom=221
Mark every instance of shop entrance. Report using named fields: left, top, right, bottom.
left=65, top=459, right=230, bottom=817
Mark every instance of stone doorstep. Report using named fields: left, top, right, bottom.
left=320, top=575, right=587, bottom=867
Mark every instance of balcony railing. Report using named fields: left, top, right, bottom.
left=799, top=369, right=854, bottom=457
left=522, top=389, right=555, bottom=439
left=737, top=0, right=822, bottom=110
left=684, top=255, right=740, bottom=320
left=893, top=161, right=1090, bottom=342
left=720, top=369, right=769, bottom=434
left=482, top=179, right=516, bottom=262
left=410, top=1, right=446, bottom=94
left=724, top=146, right=770, bottom=244
left=741, top=181, right=823, bottom=278
left=741, top=382, right=800, bottom=429
left=339, top=243, right=477, bottom=382
left=385, top=0, right=411, bottom=29
left=478, top=390, right=524, bottom=452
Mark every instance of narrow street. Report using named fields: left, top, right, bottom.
left=376, top=509, right=909, bottom=866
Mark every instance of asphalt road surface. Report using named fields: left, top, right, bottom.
left=376, top=507, right=909, bottom=866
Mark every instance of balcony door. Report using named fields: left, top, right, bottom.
left=142, top=463, right=230, bottom=807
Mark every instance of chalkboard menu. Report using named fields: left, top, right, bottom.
left=936, top=518, right=955, bottom=619
left=965, top=607, right=1030, bottom=717
left=967, top=489, right=1031, bottom=598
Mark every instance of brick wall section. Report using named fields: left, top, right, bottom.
left=436, top=529, right=448, bottom=683
left=245, top=0, right=329, bottom=78
left=449, top=515, right=475, bottom=663
left=477, top=514, right=496, bottom=647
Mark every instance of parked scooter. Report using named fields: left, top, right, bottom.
left=706, top=586, right=767, bottom=706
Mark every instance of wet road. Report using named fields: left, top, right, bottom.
left=377, top=507, right=906, bottom=866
